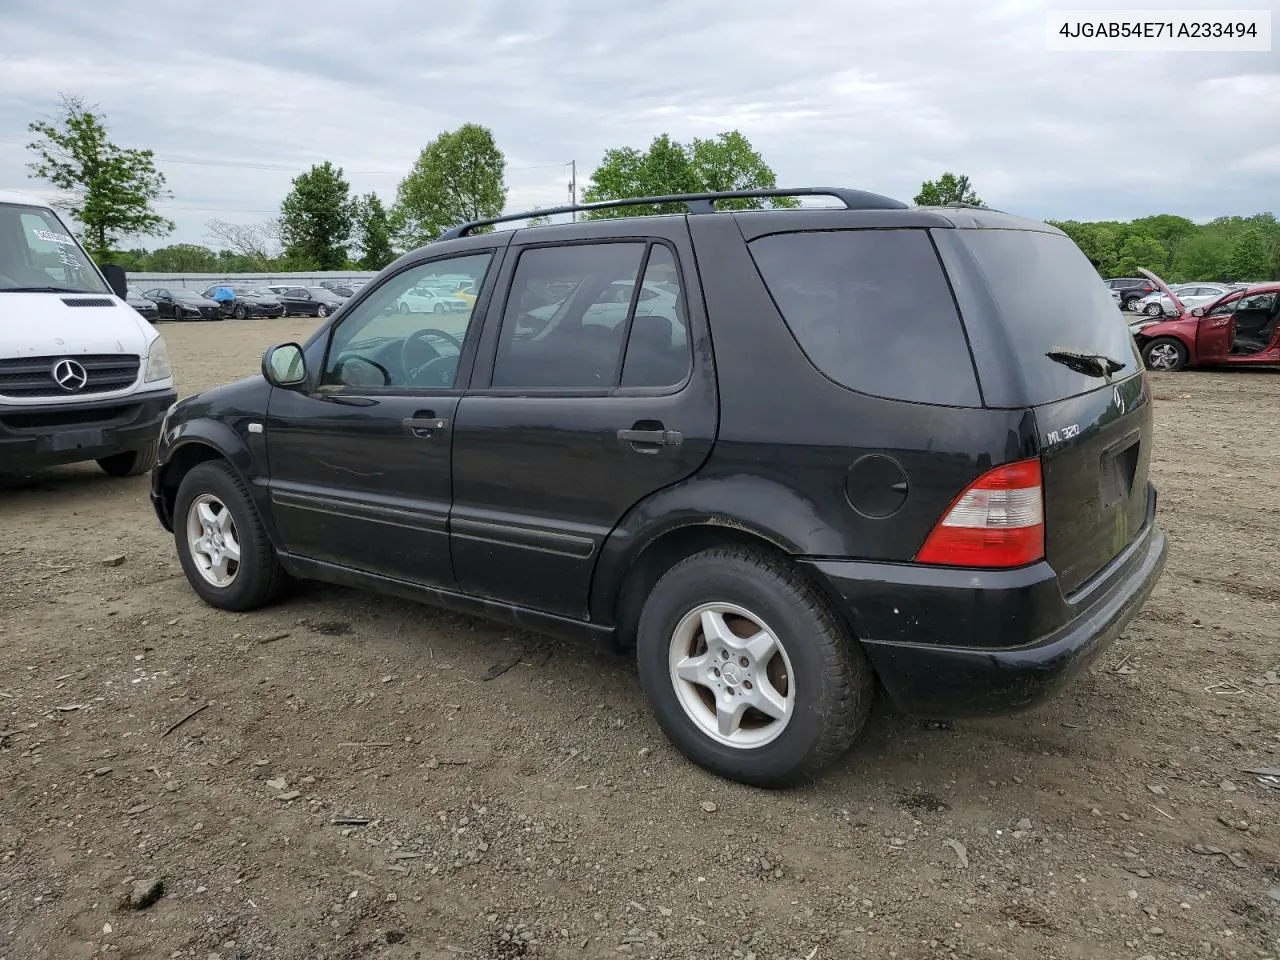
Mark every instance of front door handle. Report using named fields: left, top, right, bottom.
left=403, top=415, right=449, bottom=438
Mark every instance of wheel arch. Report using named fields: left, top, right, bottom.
left=592, top=479, right=868, bottom=651
left=154, top=422, right=261, bottom=532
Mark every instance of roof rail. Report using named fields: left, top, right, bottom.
left=435, top=187, right=908, bottom=241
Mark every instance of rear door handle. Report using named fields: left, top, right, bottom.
left=403, top=415, right=449, bottom=438
left=617, top=427, right=683, bottom=452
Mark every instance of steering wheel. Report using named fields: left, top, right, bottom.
left=401, top=328, right=463, bottom=385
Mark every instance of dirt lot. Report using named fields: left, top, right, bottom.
left=1, top=317, right=1277, bottom=960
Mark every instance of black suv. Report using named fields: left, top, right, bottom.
left=1105, top=277, right=1158, bottom=311
left=149, top=188, right=1168, bottom=787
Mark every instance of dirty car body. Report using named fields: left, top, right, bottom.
left=148, top=188, right=1168, bottom=787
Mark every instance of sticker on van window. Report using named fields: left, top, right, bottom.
left=34, top=229, right=76, bottom=246
left=58, top=248, right=83, bottom=270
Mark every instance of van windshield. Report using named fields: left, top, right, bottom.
left=0, top=203, right=109, bottom=295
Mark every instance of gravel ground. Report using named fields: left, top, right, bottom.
left=1, top=317, right=1277, bottom=960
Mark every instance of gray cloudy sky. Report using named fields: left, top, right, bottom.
left=1, top=0, right=1276, bottom=247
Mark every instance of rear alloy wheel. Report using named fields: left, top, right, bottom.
left=174, top=461, right=287, bottom=610
left=1141, top=337, right=1188, bottom=372
left=636, top=546, right=873, bottom=788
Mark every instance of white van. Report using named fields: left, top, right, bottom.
left=0, top=189, right=176, bottom=476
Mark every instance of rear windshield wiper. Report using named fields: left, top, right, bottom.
left=0, top=285, right=97, bottom=294
left=1045, top=347, right=1127, bottom=379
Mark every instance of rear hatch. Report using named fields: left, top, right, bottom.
left=944, top=226, right=1153, bottom=595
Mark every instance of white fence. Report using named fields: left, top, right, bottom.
left=127, top=271, right=379, bottom=287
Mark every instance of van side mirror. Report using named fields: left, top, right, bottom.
left=262, top=342, right=307, bottom=389
left=102, top=263, right=128, bottom=300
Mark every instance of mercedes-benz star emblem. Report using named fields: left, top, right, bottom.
left=1113, top=385, right=1125, bottom=415
left=52, top=358, right=89, bottom=392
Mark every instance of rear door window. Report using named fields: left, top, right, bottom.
left=746, top=229, right=981, bottom=406
left=943, top=228, right=1142, bottom=407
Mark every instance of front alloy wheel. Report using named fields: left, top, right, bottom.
left=173, top=460, right=288, bottom=610
left=1141, top=337, right=1187, bottom=371
left=1143, top=302, right=1163, bottom=316
left=186, top=493, right=241, bottom=587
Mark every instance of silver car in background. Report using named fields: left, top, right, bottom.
left=1135, top=282, right=1231, bottom=317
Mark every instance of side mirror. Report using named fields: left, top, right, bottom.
left=102, top=263, right=128, bottom=300
left=262, top=342, right=307, bottom=389
left=1191, top=307, right=1206, bottom=317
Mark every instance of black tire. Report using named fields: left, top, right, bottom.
left=234, top=304, right=248, bottom=320
left=1122, top=295, right=1141, bottom=312
left=1141, top=336, right=1188, bottom=372
left=96, top=441, right=157, bottom=478
left=635, top=546, right=873, bottom=788
left=433, top=303, right=445, bottom=314
left=173, top=460, right=287, bottom=611
left=316, top=304, right=328, bottom=318
left=1143, top=302, right=1163, bottom=317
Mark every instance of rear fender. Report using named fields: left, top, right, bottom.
left=588, top=474, right=848, bottom=627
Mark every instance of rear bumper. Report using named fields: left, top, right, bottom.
left=801, top=497, right=1168, bottom=718
left=0, top=390, right=177, bottom=471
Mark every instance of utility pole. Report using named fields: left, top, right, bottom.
left=569, top=160, right=577, bottom=222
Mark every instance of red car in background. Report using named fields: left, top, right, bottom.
left=1130, top=268, right=1280, bottom=372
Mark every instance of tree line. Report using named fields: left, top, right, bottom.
left=24, top=94, right=1279, bottom=283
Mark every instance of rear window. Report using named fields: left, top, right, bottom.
left=957, top=229, right=1141, bottom=406
left=747, top=229, right=980, bottom=406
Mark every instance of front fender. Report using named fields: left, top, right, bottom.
left=152, top=380, right=274, bottom=536
left=588, top=474, right=843, bottom=623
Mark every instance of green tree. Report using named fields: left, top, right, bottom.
left=25, top=93, right=173, bottom=259
left=1170, top=233, right=1229, bottom=282
left=1224, top=229, right=1270, bottom=281
left=280, top=161, right=354, bottom=270
left=1053, top=219, right=1122, bottom=273
left=582, top=131, right=795, bottom=218
left=146, top=243, right=218, bottom=272
left=525, top=207, right=552, bottom=227
left=393, top=123, right=507, bottom=247
left=913, top=172, right=983, bottom=207
left=1113, top=234, right=1167, bottom=276
left=353, top=192, right=395, bottom=271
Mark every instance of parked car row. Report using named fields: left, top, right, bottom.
left=1106, top=275, right=1257, bottom=316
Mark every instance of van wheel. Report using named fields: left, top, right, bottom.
left=1141, top=337, right=1187, bottom=371
left=97, top=442, right=157, bottom=477
left=174, top=461, right=287, bottom=611
left=635, top=546, right=872, bottom=788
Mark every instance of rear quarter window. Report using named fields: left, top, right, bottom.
left=746, top=229, right=981, bottom=407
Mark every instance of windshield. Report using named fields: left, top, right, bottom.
left=174, top=289, right=205, bottom=298
left=0, top=203, right=109, bottom=294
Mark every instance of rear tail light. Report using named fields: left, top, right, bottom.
left=915, top=458, right=1045, bottom=568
